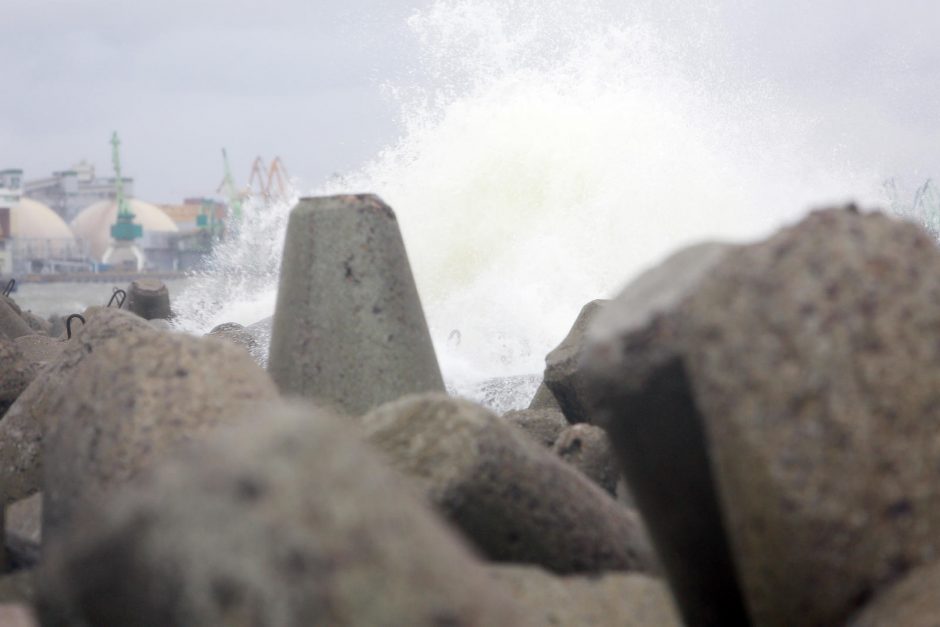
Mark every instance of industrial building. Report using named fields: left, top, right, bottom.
left=0, top=169, right=90, bottom=275
left=25, top=161, right=134, bottom=222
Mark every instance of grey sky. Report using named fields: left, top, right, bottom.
left=3, top=0, right=940, bottom=202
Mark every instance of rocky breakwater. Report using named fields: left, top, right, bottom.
left=0, top=195, right=684, bottom=625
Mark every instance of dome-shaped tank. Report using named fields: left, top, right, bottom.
left=11, top=197, right=80, bottom=257
left=71, top=199, right=179, bottom=261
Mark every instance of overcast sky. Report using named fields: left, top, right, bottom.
left=3, top=0, right=940, bottom=203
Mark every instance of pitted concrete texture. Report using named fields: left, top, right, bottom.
left=488, top=565, right=681, bottom=627
left=553, top=424, right=618, bottom=496
left=0, top=309, right=152, bottom=507
left=207, top=322, right=259, bottom=355
left=361, top=394, right=657, bottom=574
left=38, top=403, right=530, bottom=627
left=527, top=381, right=561, bottom=411
left=42, top=331, right=278, bottom=544
left=582, top=241, right=745, bottom=627
left=0, top=338, right=37, bottom=418
left=0, top=604, right=37, bottom=627
left=268, top=195, right=443, bottom=415
left=125, top=279, right=172, bottom=320
left=587, top=210, right=940, bottom=626
left=502, top=408, right=568, bottom=448
left=849, top=560, right=940, bottom=627
left=12, top=336, right=63, bottom=365
left=543, top=299, right=609, bottom=424
left=0, top=299, right=32, bottom=340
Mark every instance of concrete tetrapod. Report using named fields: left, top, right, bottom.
left=0, top=309, right=152, bottom=509
left=38, top=403, right=531, bottom=627
left=268, top=195, right=444, bottom=415
left=41, top=330, right=278, bottom=545
left=488, top=565, right=681, bottom=627
left=543, top=299, right=609, bottom=424
left=125, top=279, right=172, bottom=320
left=581, top=241, right=746, bottom=627
left=587, top=210, right=940, bottom=625
left=360, top=394, right=657, bottom=574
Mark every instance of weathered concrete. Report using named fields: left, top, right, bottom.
left=582, top=241, right=746, bottom=627
left=588, top=211, right=940, bottom=626
left=268, top=195, right=444, bottom=415
left=207, top=322, right=259, bottom=355
left=12, top=335, right=63, bottom=365
left=488, top=565, right=681, bottom=627
left=42, top=331, right=279, bottom=545
left=0, top=338, right=37, bottom=418
left=849, top=560, right=940, bottom=627
left=553, top=423, right=618, bottom=496
left=360, top=394, right=656, bottom=574
left=7, top=494, right=41, bottom=546
left=125, top=278, right=172, bottom=320
left=39, top=402, right=530, bottom=627
left=0, top=604, right=37, bottom=627
left=0, top=299, right=32, bottom=340
left=543, top=299, right=609, bottom=424
left=527, top=381, right=561, bottom=411
left=0, top=309, right=152, bottom=508
left=0, top=571, right=34, bottom=605
left=502, top=408, right=568, bottom=447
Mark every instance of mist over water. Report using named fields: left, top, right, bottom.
left=176, top=0, right=884, bottom=397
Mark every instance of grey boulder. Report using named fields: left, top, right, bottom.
left=39, top=402, right=530, bottom=627
left=360, top=394, right=656, bottom=574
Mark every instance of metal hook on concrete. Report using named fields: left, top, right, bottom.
left=2, top=278, right=14, bottom=297
left=107, top=288, right=127, bottom=308
left=65, top=314, right=86, bottom=340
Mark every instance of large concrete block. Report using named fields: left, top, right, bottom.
left=849, top=560, right=940, bottom=627
left=581, top=241, right=746, bottom=627
left=552, top=424, right=618, bottom=496
left=488, top=565, right=681, bottom=626
left=0, top=299, right=32, bottom=340
left=543, top=299, right=608, bottom=424
left=42, top=331, right=278, bottom=544
left=0, top=309, right=152, bottom=508
left=502, top=408, right=568, bottom=448
left=38, top=402, right=530, bottom=627
left=0, top=338, right=37, bottom=418
left=588, top=210, right=940, bottom=626
left=269, top=195, right=444, bottom=415
left=360, top=394, right=656, bottom=574
left=125, top=279, right=172, bottom=320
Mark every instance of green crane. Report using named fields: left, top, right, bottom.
left=109, top=132, right=142, bottom=242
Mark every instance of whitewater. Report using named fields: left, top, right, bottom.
left=173, top=0, right=884, bottom=409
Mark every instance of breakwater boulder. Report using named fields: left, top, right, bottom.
left=543, top=299, right=608, bottom=424
left=0, top=309, right=152, bottom=507
left=0, top=339, right=36, bottom=419
left=42, top=329, right=278, bottom=544
left=502, top=408, right=568, bottom=447
left=580, top=241, right=743, bottom=626
left=39, top=402, right=529, bottom=627
left=552, top=423, right=618, bottom=496
left=586, top=209, right=940, bottom=625
left=268, top=195, right=444, bottom=415
left=0, top=299, right=33, bottom=341
left=207, top=322, right=259, bottom=355
left=360, top=393, right=656, bottom=574
left=125, top=278, right=172, bottom=321
left=488, top=565, right=681, bottom=627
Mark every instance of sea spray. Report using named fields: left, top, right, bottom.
left=175, top=0, right=881, bottom=409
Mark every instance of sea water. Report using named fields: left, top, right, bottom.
left=174, top=0, right=883, bottom=410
